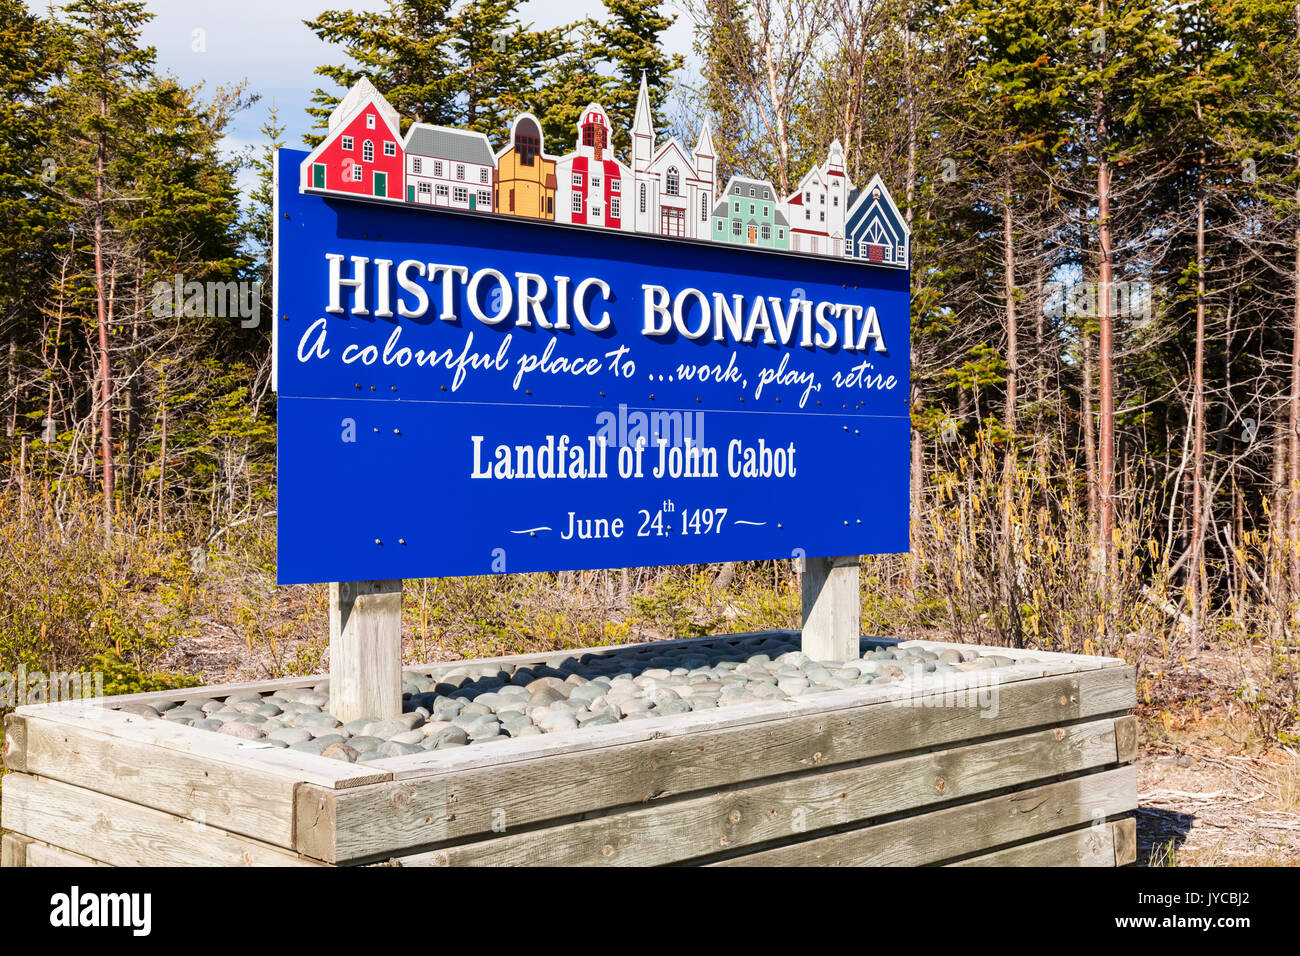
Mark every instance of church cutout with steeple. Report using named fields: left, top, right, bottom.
left=631, top=74, right=716, bottom=240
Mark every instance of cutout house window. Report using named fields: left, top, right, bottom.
left=763, top=205, right=769, bottom=216
left=480, top=168, right=489, bottom=183
left=436, top=184, right=449, bottom=197
left=732, top=219, right=741, bottom=236
left=433, top=161, right=443, bottom=177
left=611, top=179, right=621, bottom=192
left=749, top=204, right=755, bottom=215
left=666, top=167, right=680, bottom=195
left=733, top=201, right=740, bottom=213
left=384, top=141, right=396, bottom=156
left=362, top=140, right=374, bottom=162
left=453, top=186, right=468, bottom=203
left=592, top=175, right=601, bottom=188
left=761, top=223, right=771, bottom=240
left=517, top=127, right=539, bottom=166
left=366, top=113, right=375, bottom=129
left=351, top=163, right=363, bottom=182
left=748, top=187, right=755, bottom=197
left=639, top=183, right=646, bottom=212
left=456, top=164, right=465, bottom=180
left=701, top=194, right=708, bottom=220
left=478, top=190, right=491, bottom=206
left=341, top=136, right=353, bottom=151
left=418, top=182, right=431, bottom=195
left=611, top=197, right=621, bottom=219
left=833, top=195, right=839, bottom=207
left=573, top=173, right=583, bottom=187
left=412, top=157, right=422, bottom=174
left=778, top=229, right=784, bottom=239
left=547, top=196, right=553, bottom=214
left=572, top=193, right=583, bottom=213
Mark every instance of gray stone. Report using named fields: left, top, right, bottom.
left=218, top=722, right=264, bottom=740
left=322, top=743, right=359, bottom=762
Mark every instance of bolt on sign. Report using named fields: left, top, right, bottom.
left=273, top=80, right=911, bottom=585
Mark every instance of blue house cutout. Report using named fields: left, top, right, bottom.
left=844, top=174, right=909, bottom=269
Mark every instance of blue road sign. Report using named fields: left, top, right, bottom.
left=274, top=148, right=911, bottom=584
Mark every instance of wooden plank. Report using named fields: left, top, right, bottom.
left=1112, top=815, right=1137, bottom=865
left=949, top=820, right=1121, bottom=866
left=22, top=838, right=112, bottom=868
left=330, top=580, right=403, bottom=724
left=1114, top=714, right=1139, bottom=763
left=19, top=704, right=389, bottom=791
left=801, top=556, right=860, bottom=662
left=3, top=712, right=27, bottom=772
left=1, top=833, right=31, bottom=868
left=370, top=658, right=1133, bottom=781
left=19, top=714, right=301, bottom=848
left=391, top=718, right=1127, bottom=867
left=0, top=773, right=321, bottom=867
left=709, top=766, right=1137, bottom=866
left=302, top=666, right=1134, bottom=862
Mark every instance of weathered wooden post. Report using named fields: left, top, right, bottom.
left=801, top=555, right=860, bottom=662
left=329, top=580, right=403, bottom=723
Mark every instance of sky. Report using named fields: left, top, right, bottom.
left=26, top=0, right=697, bottom=195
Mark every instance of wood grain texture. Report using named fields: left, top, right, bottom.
left=330, top=580, right=403, bottom=724
left=3, top=712, right=27, bottom=772
left=709, top=766, right=1137, bottom=866
left=1113, top=714, right=1139, bottom=764
left=22, top=837, right=112, bottom=867
left=948, top=819, right=1122, bottom=866
left=1112, top=815, right=1137, bottom=865
left=1, top=773, right=321, bottom=867
left=301, top=666, right=1134, bottom=862
left=1, top=833, right=31, bottom=868
left=19, top=714, right=301, bottom=848
left=389, top=717, right=1124, bottom=867
left=801, top=557, right=860, bottom=663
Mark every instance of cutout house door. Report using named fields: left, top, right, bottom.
left=312, top=164, right=325, bottom=188
left=374, top=172, right=387, bottom=197
left=748, top=224, right=757, bottom=244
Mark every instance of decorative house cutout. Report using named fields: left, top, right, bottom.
left=403, top=125, right=496, bottom=211
left=554, top=104, right=632, bottom=231
left=631, top=73, right=715, bottom=240
left=495, top=113, right=557, bottom=220
left=299, top=77, right=405, bottom=201
left=843, top=174, right=910, bottom=269
left=785, top=140, right=851, bottom=257
left=712, top=176, right=789, bottom=250
left=297, top=78, right=907, bottom=269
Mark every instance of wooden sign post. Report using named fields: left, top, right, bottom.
left=801, top=555, right=860, bottom=662
left=329, top=580, right=403, bottom=722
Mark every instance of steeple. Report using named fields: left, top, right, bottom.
left=695, top=116, right=715, bottom=160
left=633, top=71, right=654, bottom=146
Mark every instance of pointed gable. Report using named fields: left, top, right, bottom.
left=844, top=174, right=910, bottom=268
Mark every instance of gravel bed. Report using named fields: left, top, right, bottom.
left=116, top=635, right=1031, bottom=763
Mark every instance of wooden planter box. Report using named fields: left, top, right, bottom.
left=1, top=632, right=1137, bottom=867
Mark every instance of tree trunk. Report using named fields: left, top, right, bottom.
left=1190, top=189, right=1207, bottom=635
left=94, top=101, right=114, bottom=541
left=1095, top=0, right=1116, bottom=593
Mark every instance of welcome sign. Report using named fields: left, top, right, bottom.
left=274, top=140, right=911, bottom=584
